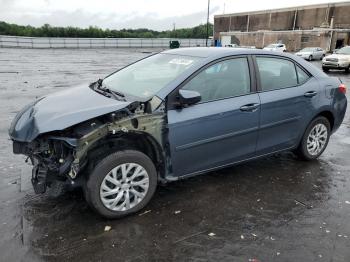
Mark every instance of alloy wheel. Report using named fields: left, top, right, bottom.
left=100, top=163, right=149, bottom=211
left=306, top=123, right=328, bottom=156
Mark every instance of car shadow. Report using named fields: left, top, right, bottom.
left=22, top=152, right=332, bottom=261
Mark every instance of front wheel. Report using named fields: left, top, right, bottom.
left=85, top=150, right=157, bottom=219
left=322, top=67, right=329, bottom=72
left=308, top=55, right=313, bottom=61
left=296, top=116, right=330, bottom=161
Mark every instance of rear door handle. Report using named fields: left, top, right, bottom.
left=304, top=91, right=317, bottom=97
left=240, top=103, right=260, bottom=112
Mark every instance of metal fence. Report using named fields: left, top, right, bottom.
left=0, top=35, right=212, bottom=49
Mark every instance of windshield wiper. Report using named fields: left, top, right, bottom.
left=103, top=88, right=126, bottom=101
left=91, top=79, right=126, bottom=101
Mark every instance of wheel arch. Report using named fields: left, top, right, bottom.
left=85, top=132, right=166, bottom=180
left=316, top=110, right=334, bottom=131
left=296, top=109, right=334, bottom=149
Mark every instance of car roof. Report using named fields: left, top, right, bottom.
left=162, top=47, right=287, bottom=58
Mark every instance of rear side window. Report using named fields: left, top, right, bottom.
left=296, top=66, right=310, bottom=84
left=182, top=57, right=251, bottom=102
left=256, top=57, right=298, bottom=91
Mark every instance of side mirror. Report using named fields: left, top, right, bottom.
left=176, top=90, right=201, bottom=107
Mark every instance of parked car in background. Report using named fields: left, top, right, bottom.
left=225, top=44, right=256, bottom=49
left=263, top=43, right=286, bottom=52
left=9, top=48, right=347, bottom=218
left=295, top=47, right=326, bottom=61
left=225, top=44, right=239, bottom=48
left=169, top=40, right=180, bottom=49
left=322, top=46, right=350, bottom=72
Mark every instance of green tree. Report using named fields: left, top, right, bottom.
left=0, top=21, right=213, bottom=39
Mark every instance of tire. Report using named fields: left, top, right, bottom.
left=345, top=66, right=350, bottom=73
left=296, top=116, right=331, bottom=161
left=321, top=54, right=325, bottom=60
left=85, top=150, right=157, bottom=219
left=308, top=55, right=313, bottom=61
left=322, top=67, right=329, bottom=72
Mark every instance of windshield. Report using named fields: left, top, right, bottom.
left=103, top=53, right=202, bottom=99
left=300, top=48, right=315, bottom=52
left=336, top=46, right=350, bottom=55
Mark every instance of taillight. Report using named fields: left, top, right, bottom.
left=339, top=83, right=347, bottom=94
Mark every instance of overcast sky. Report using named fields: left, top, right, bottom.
left=0, top=0, right=346, bottom=30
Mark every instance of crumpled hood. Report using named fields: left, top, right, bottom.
left=9, top=84, right=131, bottom=142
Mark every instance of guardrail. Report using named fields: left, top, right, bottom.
left=0, top=35, right=212, bottom=48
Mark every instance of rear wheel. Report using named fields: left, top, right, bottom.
left=296, top=116, right=330, bottom=161
left=345, top=65, right=350, bottom=73
left=322, top=67, right=329, bottom=72
left=85, top=150, right=157, bottom=219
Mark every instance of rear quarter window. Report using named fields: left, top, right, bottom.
left=296, top=66, right=311, bottom=84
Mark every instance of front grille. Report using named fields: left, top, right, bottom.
left=326, top=58, right=339, bottom=62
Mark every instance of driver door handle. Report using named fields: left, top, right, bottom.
left=240, top=103, right=260, bottom=112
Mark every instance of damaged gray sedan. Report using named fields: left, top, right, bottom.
left=9, top=48, right=347, bottom=218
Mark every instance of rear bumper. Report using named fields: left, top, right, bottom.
left=332, top=96, right=348, bottom=133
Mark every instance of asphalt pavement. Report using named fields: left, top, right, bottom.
left=0, top=48, right=349, bottom=262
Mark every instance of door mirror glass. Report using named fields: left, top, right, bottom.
left=177, top=89, right=201, bottom=107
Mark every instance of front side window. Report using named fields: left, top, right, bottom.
left=301, top=47, right=314, bottom=52
left=182, top=58, right=251, bottom=103
left=103, top=54, right=202, bottom=99
left=256, top=57, right=298, bottom=91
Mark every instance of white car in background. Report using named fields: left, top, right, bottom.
left=322, top=46, right=350, bottom=73
left=263, top=43, right=286, bottom=52
left=225, top=44, right=239, bottom=48
left=295, top=47, right=326, bottom=61
left=225, top=44, right=256, bottom=49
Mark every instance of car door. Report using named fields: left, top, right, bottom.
left=314, top=48, right=320, bottom=59
left=167, top=56, right=260, bottom=177
left=317, top=48, right=325, bottom=59
left=254, top=56, right=319, bottom=155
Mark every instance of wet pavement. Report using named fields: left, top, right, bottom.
left=0, top=48, right=349, bottom=262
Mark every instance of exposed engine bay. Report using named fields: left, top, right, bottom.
left=10, top=93, right=168, bottom=194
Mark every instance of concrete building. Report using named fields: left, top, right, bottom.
left=214, top=1, right=350, bottom=51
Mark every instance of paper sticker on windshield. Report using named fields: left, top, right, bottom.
left=169, top=58, right=194, bottom=66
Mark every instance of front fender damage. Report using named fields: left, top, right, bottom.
left=15, top=98, right=168, bottom=194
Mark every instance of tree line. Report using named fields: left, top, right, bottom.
left=0, top=21, right=213, bottom=39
